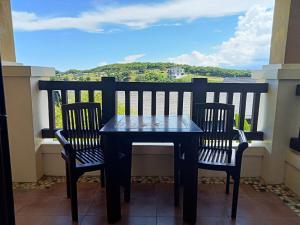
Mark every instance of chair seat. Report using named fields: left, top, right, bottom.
left=61, top=148, right=105, bottom=168
left=76, top=148, right=105, bottom=165
left=198, top=148, right=236, bottom=168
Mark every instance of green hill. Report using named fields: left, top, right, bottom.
left=54, top=62, right=250, bottom=82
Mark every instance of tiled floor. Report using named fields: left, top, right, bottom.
left=13, top=178, right=300, bottom=225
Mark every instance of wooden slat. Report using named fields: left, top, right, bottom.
left=226, top=92, right=233, bottom=104
left=164, top=91, right=170, bottom=115
left=207, top=83, right=268, bottom=93
left=214, top=92, right=220, bottom=103
left=75, top=90, right=80, bottom=102
left=251, top=92, right=261, bottom=132
left=177, top=91, right=184, bottom=115
left=138, top=91, right=143, bottom=115
left=116, top=81, right=192, bottom=92
left=238, top=93, right=247, bottom=130
left=88, top=91, right=94, bottom=102
left=39, top=80, right=268, bottom=93
left=101, top=77, right=116, bottom=123
left=39, top=80, right=104, bottom=90
left=61, top=90, right=68, bottom=129
left=61, top=90, right=68, bottom=105
left=151, top=91, right=156, bottom=115
left=125, top=91, right=130, bottom=115
left=47, top=90, right=55, bottom=130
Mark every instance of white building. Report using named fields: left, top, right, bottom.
left=167, top=67, right=184, bottom=78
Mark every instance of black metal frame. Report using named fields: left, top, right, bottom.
left=0, top=56, right=15, bottom=225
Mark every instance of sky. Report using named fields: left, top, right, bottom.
left=11, top=0, right=275, bottom=71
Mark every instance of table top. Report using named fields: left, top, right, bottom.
left=100, top=115, right=202, bottom=134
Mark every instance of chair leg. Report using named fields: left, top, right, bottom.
left=226, top=172, right=230, bottom=194
left=124, top=151, right=132, bottom=203
left=70, top=175, right=79, bottom=221
left=65, top=162, right=71, bottom=198
left=231, top=175, right=241, bottom=219
left=174, top=143, right=180, bottom=206
left=100, top=168, right=105, bottom=188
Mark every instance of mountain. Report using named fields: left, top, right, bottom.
left=54, top=62, right=251, bottom=82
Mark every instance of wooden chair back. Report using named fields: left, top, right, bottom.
left=194, top=103, right=235, bottom=158
left=62, top=102, right=102, bottom=151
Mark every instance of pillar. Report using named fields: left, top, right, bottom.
left=2, top=66, right=55, bottom=182
left=0, top=0, right=16, bottom=62
left=253, top=0, right=300, bottom=184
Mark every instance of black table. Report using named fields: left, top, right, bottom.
left=100, top=115, right=202, bottom=224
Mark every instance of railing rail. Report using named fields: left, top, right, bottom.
left=39, top=77, right=268, bottom=140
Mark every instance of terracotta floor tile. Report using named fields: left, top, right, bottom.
left=265, top=218, right=300, bottom=225
left=122, top=199, right=157, bottom=217
left=81, top=216, right=118, bottom=225
left=13, top=182, right=300, bottom=225
left=227, top=198, right=262, bottom=219
left=120, top=216, right=157, bottom=225
left=253, top=198, right=298, bottom=219
left=197, top=198, right=228, bottom=217
left=42, top=215, right=84, bottom=225
left=17, top=196, right=92, bottom=216
left=15, top=215, right=46, bottom=225
left=227, top=217, right=269, bottom=225
left=196, top=217, right=229, bottom=225
left=157, top=217, right=183, bottom=225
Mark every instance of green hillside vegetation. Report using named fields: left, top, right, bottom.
left=53, top=62, right=250, bottom=83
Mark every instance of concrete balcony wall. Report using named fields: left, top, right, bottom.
left=41, top=142, right=264, bottom=178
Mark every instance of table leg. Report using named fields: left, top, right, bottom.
left=103, top=135, right=121, bottom=224
left=119, top=138, right=132, bottom=202
left=182, top=135, right=198, bottom=224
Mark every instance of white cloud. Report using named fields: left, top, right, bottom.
left=168, top=5, right=274, bottom=67
left=119, top=54, right=145, bottom=63
left=99, top=61, right=108, bottom=66
left=12, top=0, right=274, bottom=32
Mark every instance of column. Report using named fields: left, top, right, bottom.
left=253, top=0, right=300, bottom=184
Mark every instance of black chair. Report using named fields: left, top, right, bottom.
left=174, top=103, right=248, bottom=218
left=56, top=102, right=130, bottom=221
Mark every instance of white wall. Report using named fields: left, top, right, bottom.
left=41, top=142, right=264, bottom=178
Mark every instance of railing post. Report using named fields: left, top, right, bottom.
left=191, top=78, right=207, bottom=122
left=102, top=77, right=116, bottom=123
left=2, top=64, right=55, bottom=182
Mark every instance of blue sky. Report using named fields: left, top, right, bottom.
left=11, top=0, right=274, bottom=71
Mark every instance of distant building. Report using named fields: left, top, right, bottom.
left=167, top=67, right=184, bottom=78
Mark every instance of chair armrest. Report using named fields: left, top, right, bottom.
left=55, top=130, right=73, bottom=154
left=234, top=129, right=249, bottom=164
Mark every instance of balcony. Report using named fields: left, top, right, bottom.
left=3, top=67, right=300, bottom=224
left=3, top=0, right=300, bottom=224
